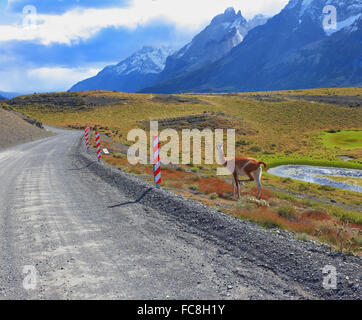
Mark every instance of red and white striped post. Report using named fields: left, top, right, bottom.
left=84, top=126, right=90, bottom=151
left=95, top=131, right=101, bottom=161
left=153, top=136, right=161, bottom=189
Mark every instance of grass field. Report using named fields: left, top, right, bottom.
left=3, top=87, right=362, bottom=254
left=322, top=130, right=362, bottom=150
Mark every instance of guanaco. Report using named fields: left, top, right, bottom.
left=216, top=143, right=267, bottom=199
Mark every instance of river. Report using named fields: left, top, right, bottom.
left=268, top=165, right=362, bottom=194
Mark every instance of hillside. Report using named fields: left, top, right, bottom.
left=0, top=107, right=51, bottom=149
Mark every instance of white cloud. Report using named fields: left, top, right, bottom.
left=0, top=0, right=289, bottom=45
left=0, top=65, right=104, bottom=92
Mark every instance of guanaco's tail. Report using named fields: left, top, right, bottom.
left=258, top=161, right=267, bottom=169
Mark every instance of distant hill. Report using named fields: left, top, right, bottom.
left=0, top=91, right=22, bottom=99
left=0, top=95, right=6, bottom=101
left=142, top=0, right=362, bottom=93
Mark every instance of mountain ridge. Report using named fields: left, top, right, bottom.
left=141, top=0, right=362, bottom=93
left=69, top=46, right=175, bottom=92
left=69, top=8, right=268, bottom=93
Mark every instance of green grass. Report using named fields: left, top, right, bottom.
left=322, top=130, right=362, bottom=149
left=265, top=156, right=362, bottom=170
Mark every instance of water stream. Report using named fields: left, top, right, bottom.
left=268, top=165, right=362, bottom=194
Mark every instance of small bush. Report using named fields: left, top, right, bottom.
left=236, top=139, right=250, bottom=146
left=263, top=220, right=283, bottom=229
left=298, top=183, right=309, bottom=192
left=277, top=206, right=296, bottom=218
left=249, top=146, right=261, bottom=152
left=189, top=184, right=198, bottom=191
left=318, top=185, right=335, bottom=191
left=113, top=153, right=122, bottom=159
left=209, top=193, right=218, bottom=200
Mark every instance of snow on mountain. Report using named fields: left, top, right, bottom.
left=325, top=13, right=361, bottom=35
left=69, top=46, right=175, bottom=92
left=70, top=7, right=269, bottom=93
left=285, top=0, right=362, bottom=35
left=106, top=46, right=175, bottom=76
left=141, top=0, right=362, bottom=94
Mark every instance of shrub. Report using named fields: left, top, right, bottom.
left=189, top=184, right=198, bottom=191
left=298, top=183, right=309, bottom=191
left=236, top=139, right=250, bottom=146
left=318, top=185, right=335, bottom=191
left=277, top=206, right=296, bottom=219
left=209, top=193, right=218, bottom=200
left=249, top=146, right=261, bottom=152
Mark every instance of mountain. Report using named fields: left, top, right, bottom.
left=157, top=8, right=268, bottom=81
left=0, top=95, right=6, bottom=101
left=69, top=46, right=175, bottom=92
left=0, top=91, right=22, bottom=99
left=70, top=8, right=268, bottom=93
left=142, top=0, right=362, bottom=93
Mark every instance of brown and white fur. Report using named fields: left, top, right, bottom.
left=216, top=143, right=267, bottom=199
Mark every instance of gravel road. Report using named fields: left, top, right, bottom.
left=0, top=128, right=360, bottom=300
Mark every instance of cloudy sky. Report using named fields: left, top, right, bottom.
left=0, top=0, right=289, bottom=93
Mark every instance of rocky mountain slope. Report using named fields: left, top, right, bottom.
left=142, top=0, right=362, bottom=93
left=70, top=8, right=268, bottom=93
left=70, top=46, right=175, bottom=92
left=156, top=8, right=268, bottom=82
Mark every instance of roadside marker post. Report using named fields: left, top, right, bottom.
left=95, top=131, right=101, bottom=162
left=83, top=126, right=88, bottom=144
left=153, top=136, right=161, bottom=189
left=84, top=126, right=90, bottom=151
